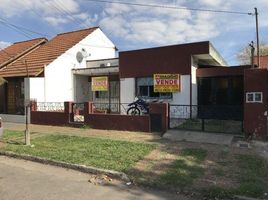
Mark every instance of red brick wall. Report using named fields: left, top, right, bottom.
left=254, top=55, right=268, bottom=69
left=31, top=111, right=70, bottom=126
left=119, top=42, right=210, bottom=78
left=84, top=114, right=150, bottom=132
left=196, top=65, right=250, bottom=77
left=30, top=101, right=72, bottom=126
left=244, top=68, right=268, bottom=138
left=149, top=103, right=169, bottom=133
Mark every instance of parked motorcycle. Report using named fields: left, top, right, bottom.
left=127, top=97, right=149, bottom=115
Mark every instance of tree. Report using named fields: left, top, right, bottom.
left=237, top=43, right=268, bottom=65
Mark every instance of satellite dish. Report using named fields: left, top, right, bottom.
left=81, top=48, right=88, bottom=58
left=76, top=51, right=83, bottom=63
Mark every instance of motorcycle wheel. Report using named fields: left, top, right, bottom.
left=127, top=107, right=141, bottom=115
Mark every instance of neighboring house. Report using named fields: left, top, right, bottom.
left=0, top=27, right=116, bottom=122
left=0, top=38, right=48, bottom=115
left=76, top=41, right=227, bottom=113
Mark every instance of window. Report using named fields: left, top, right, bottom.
left=136, top=77, right=172, bottom=99
left=246, top=92, right=263, bottom=103
left=95, top=81, right=119, bottom=99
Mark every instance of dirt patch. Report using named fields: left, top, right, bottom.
left=128, top=140, right=263, bottom=197
left=0, top=141, right=5, bottom=148
left=193, top=147, right=239, bottom=190
left=129, top=148, right=177, bottom=178
left=4, top=122, right=162, bottom=143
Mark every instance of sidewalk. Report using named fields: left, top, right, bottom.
left=0, top=156, right=185, bottom=200
left=163, top=129, right=234, bottom=146
left=3, top=122, right=162, bottom=143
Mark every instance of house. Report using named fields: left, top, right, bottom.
left=75, top=41, right=226, bottom=113
left=2, top=31, right=267, bottom=138
left=78, top=42, right=268, bottom=138
left=0, top=27, right=116, bottom=122
left=0, top=38, right=48, bottom=116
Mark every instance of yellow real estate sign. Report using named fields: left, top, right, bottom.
left=91, top=76, right=108, bottom=91
left=154, top=74, right=180, bottom=93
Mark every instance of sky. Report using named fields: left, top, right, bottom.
left=0, top=0, right=267, bottom=65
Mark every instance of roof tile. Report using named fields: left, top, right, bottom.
left=0, top=38, right=47, bottom=68
left=0, top=27, right=98, bottom=77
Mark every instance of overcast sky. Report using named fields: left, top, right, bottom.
left=0, top=0, right=267, bottom=65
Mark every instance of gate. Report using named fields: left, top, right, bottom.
left=169, top=105, right=243, bottom=134
left=72, top=103, right=84, bottom=123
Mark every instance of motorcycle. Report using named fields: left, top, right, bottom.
left=127, top=97, right=149, bottom=115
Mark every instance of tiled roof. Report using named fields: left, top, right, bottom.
left=0, top=38, right=47, bottom=68
left=0, top=27, right=98, bottom=78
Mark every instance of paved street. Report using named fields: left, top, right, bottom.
left=0, top=156, right=185, bottom=200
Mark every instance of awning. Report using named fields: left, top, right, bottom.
left=72, top=66, right=119, bottom=76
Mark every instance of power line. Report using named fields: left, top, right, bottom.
left=0, top=17, right=115, bottom=49
left=0, top=20, right=33, bottom=39
left=84, top=0, right=253, bottom=15
left=54, top=0, right=90, bottom=28
left=0, top=17, right=50, bottom=38
left=46, top=1, right=86, bottom=28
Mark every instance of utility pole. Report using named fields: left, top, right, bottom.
left=249, top=41, right=255, bottom=68
left=254, top=7, right=260, bottom=68
left=24, top=60, right=30, bottom=146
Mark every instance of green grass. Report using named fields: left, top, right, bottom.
left=212, top=168, right=225, bottom=177
left=235, top=154, right=268, bottom=198
left=157, top=148, right=207, bottom=188
left=176, top=119, right=202, bottom=131
left=2, top=130, right=24, bottom=141
left=202, top=186, right=233, bottom=199
left=202, top=154, right=268, bottom=199
left=1, top=134, right=156, bottom=172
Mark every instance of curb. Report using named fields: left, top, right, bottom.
left=234, top=195, right=263, bottom=200
left=0, top=151, right=130, bottom=182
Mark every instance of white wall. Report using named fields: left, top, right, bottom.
left=29, top=78, right=45, bottom=102
left=171, top=75, right=191, bottom=105
left=44, top=28, right=116, bottom=102
left=120, top=78, right=135, bottom=104
left=119, top=75, right=191, bottom=105
left=191, top=57, right=198, bottom=106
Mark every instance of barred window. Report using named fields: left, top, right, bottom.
left=136, top=77, right=172, bottom=99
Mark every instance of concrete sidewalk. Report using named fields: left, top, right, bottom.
left=163, top=130, right=234, bottom=146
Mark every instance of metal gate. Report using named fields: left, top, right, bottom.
left=169, top=105, right=243, bottom=134
left=72, top=103, right=85, bottom=123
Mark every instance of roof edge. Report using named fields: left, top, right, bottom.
left=208, top=42, right=228, bottom=66
left=0, top=38, right=47, bottom=69
left=13, top=37, right=48, bottom=45
left=119, top=41, right=210, bottom=54
left=57, top=27, right=99, bottom=36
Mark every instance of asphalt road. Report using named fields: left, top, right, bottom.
left=0, top=156, right=187, bottom=200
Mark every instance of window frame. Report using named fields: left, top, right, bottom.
left=136, top=77, right=173, bottom=100
left=246, top=92, right=263, bottom=103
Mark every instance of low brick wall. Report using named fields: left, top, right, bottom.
left=31, top=111, right=69, bottom=126
left=150, top=103, right=169, bottom=133
left=84, top=114, right=150, bottom=132
left=30, top=101, right=168, bottom=133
